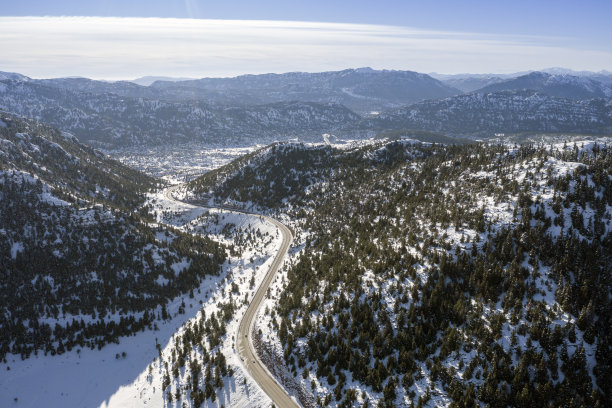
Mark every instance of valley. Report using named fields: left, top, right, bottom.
left=1, top=181, right=290, bottom=407
left=0, top=66, right=610, bottom=408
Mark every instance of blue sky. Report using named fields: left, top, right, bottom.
left=1, top=0, right=611, bottom=79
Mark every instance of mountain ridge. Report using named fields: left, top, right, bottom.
left=0, top=79, right=360, bottom=148
left=475, top=72, right=612, bottom=99
left=353, top=90, right=612, bottom=137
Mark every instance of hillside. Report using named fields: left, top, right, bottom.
left=36, top=77, right=162, bottom=100
left=185, top=140, right=611, bottom=407
left=151, top=68, right=460, bottom=114
left=0, top=111, right=156, bottom=208
left=431, top=74, right=509, bottom=93
left=0, top=80, right=359, bottom=148
left=476, top=72, right=612, bottom=99
left=0, top=113, right=226, bottom=362
left=6, top=70, right=611, bottom=148
left=353, top=90, right=612, bottom=137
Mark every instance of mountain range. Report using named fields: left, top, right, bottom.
left=353, top=90, right=612, bottom=137
left=0, top=79, right=359, bottom=148
left=0, top=67, right=611, bottom=148
left=148, top=67, right=459, bottom=114
left=476, top=72, right=612, bottom=99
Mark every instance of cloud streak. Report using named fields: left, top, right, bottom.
left=1, top=16, right=611, bottom=79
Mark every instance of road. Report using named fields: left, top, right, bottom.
left=163, top=186, right=300, bottom=408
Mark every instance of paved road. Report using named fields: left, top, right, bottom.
left=164, top=187, right=300, bottom=408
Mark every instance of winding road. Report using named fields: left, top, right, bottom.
left=164, top=186, right=300, bottom=408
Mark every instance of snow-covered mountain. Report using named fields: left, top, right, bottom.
left=476, top=71, right=612, bottom=99
left=0, top=79, right=359, bottom=148
left=35, top=77, right=162, bottom=99
left=354, top=90, right=612, bottom=137
left=149, top=67, right=460, bottom=114
left=0, top=71, right=29, bottom=81
left=540, top=68, right=612, bottom=84
left=433, top=69, right=612, bottom=92
left=431, top=74, right=509, bottom=92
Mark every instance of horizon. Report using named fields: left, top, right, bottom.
left=4, top=64, right=612, bottom=83
left=1, top=12, right=611, bottom=80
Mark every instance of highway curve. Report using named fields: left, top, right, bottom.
left=164, top=186, right=299, bottom=408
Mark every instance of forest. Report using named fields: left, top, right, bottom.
left=0, top=114, right=226, bottom=368
left=189, top=139, right=611, bottom=407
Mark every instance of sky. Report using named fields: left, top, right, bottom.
left=1, top=0, right=611, bottom=80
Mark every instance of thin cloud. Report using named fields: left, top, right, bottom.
left=0, top=16, right=610, bottom=79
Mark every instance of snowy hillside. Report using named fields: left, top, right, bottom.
left=1, top=187, right=291, bottom=408
left=0, top=80, right=359, bottom=148
left=354, top=90, right=612, bottom=137
left=184, top=139, right=611, bottom=407
left=0, top=114, right=233, bottom=406
left=476, top=71, right=612, bottom=99
left=149, top=67, right=460, bottom=114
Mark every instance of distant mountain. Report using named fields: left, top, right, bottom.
left=0, top=71, right=29, bottom=81
left=429, top=73, right=513, bottom=93
left=538, top=68, right=612, bottom=85
left=36, top=77, right=162, bottom=99
left=540, top=67, right=612, bottom=78
left=0, top=79, right=359, bottom=148
left=476, top=72, right=612, bottom=99
left=437, top=75, right=507, bottom=93
left=0, top=112, right=225, bottom=360
left=150, top=68, right=460, bottom=114
left=6, top=68, right=460, bottom=115
left=432, top=69, right=612, bottom=92
left=130, top=76, right=196, bottom=86
left=353, top=90, right=612, bottom=137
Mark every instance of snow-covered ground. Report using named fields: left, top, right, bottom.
left=0, top=190, right=284, bottom=408
left=238, top=139, right=612, bottom=407
left=6, top=138, right=606, bottom=407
